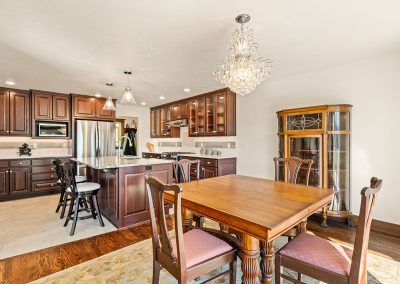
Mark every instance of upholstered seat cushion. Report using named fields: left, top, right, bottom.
left=66, top=182, right=100, bottom=193
left=172, top=229, right=233, bottom=268
left=57, top=175, right=87, bottom=184
left=280, top=232, right=353, bottom=276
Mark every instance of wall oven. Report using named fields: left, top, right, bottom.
left=37, top=122, right=68, bottom=137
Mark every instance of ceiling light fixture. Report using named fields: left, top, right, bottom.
left=214, top=14, right=272, bottom=96
left=120, top=71, right=136, bottom=105
left=94, top=92, right=102, bottom=97
left=5, top=80, right=15, bottom=86
left=159, top=96, right=165, bottom=100
left=183, top=88, right=191, bottom=93
left=103, top=82, right=116, bottom=111
left=141, top=102, right=146, bottom=106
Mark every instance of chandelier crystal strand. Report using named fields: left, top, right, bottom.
left=214, top=14, right=272, bottom=96
left=103, top=82, right=116, bottom=111
left=120, top=71, right=136, bottom=104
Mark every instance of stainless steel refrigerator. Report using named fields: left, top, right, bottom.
left=75, top=120, right=116, bottom=175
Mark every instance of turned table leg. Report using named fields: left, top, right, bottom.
left=240, top=234, right=261, bottom=284
left=260, top=239, right=276, bottom=284
left=321, top=205, right=328, bottom=228
left=298, top=220, right=307, bottom=233
left=181, top=207, right=193, bottom=233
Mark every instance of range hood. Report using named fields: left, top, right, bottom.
left=166, top=119, right=188, bottom=127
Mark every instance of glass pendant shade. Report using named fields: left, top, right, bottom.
left=103, top=82, right=116, bottom=111
left=214, top=14, right=272, bottom=96
left=103, top=97, right=116, bottom=111
left=119, top=71, right=137, bottom=105
left=120, top=86, right=136, bottom=104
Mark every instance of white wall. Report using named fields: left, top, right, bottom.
left=236, top=52, right=400, bottom=225
left=116, top=104, right=150, bottom=155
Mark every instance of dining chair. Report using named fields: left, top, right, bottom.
left=274, top=156, right=314, bottom=239
left=275, top=177, right=383, bottom=284
left=61, top=162, right=104, bottom=236
left=53, top=159, right=87, bottom=219
left=173, top=159, right=205, bottom=228
left=145, top=176, right=238, bottom=284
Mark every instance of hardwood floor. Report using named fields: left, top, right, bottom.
left=0, top=217, right=399, bottom=284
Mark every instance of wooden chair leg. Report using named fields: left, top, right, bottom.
left=275, top=253, right=281, bottom=284
left=92, top=194, right=104, bottom=227
left=55, top=191, right=64, bottom=213
left=152, top=260, right=161, bottom=284
left=60, top=193, right=68, bottom=219
left=230, top=259, right=237, bottom=284
left=89, top=196, right=96, bottom=219
left=63, top=196, right=74, bottom=226
left=70, top=196, right=80, bottom=236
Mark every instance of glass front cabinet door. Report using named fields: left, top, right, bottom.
left=277, top=104, right=352, bottom=227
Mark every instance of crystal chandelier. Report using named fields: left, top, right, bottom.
left=103, top=82, right=116, bottom=111
left=120, top=71, right=136, bottom=104
left=214, top=14, right=272, bottom=96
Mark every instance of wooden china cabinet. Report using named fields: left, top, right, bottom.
left=277, top=104, right=352, bottom=227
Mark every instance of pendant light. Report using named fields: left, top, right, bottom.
left=120, top=71, right=136, bottom=104
left=103, top=82, right=116, bottom=111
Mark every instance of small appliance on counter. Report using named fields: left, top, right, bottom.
left=19, top=143, right=32, bottom=156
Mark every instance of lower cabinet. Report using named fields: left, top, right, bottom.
left=180, top=156, right=237, bottom=180
left=0, top=168, right=9, bottom=196
left=0, top=157, right=67, bottom=201
left=9, top=167, right=31, bottom=195
left=90, top=163, right=173, bottom=228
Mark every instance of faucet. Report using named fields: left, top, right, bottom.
left=118, top=135, right=133, bottom=157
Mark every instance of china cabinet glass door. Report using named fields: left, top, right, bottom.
left=288, top=136, right=322, bottom=187
left=206, top=95, right=215, bottom=134
left=215, top=94, right=226, bottom=134
left=189, top=98, right=205, bottom=136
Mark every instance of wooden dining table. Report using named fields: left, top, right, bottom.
left=163, top=174, right=333, bottom=284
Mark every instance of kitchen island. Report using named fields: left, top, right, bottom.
left=72, top=156, right=174, bottom=228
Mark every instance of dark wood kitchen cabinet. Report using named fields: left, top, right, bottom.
left=72, top=94, right=115, bottom=121
left=32, top=91, right=70, bottom=121
left=0, top=167, right=9, bottom=196
left=180, top=156, right=236, bottom=180
left=96, top=168, right=119, bottom=225
left=0, top=88, right=30, bottom=136
left=171, top=101, right=188, bottom=120
left=205, top=90, right=236, bottom=136
left=9, top=167, right=31, bottom=195
left=188, top=96, right=206, bottom=136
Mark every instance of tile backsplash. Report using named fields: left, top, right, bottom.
left=0, top=138, right=72, bottom=156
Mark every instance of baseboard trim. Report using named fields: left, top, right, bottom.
left=353, top=216, right=400, bottom=239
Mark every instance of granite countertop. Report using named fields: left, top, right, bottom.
left=0, top=153, right=72, bottom=160
left=72, top=156, right=174, bottom=169
left=177, top=153, right=237, bottom=160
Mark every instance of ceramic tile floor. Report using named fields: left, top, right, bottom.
left=0, top=195, right=116, bottom=259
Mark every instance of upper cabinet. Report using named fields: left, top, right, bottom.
left=0, top=88, right=30, bottom=136
left=72, top=95, right=116, bottom=121
left=150, top=88, right=236, bottom=138
left=32, top=90, right=70, bottom=121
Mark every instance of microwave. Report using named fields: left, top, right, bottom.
left=37, top=122, right=68, bottom=137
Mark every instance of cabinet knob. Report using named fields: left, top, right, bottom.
left=9, top=170, right=12, bottom=173
left=50, top=175, right=54, bottom=178
left=19, top=162, right=22, bottom=165
left=10, top=131, right=13, bottom=133
left=207, top=162, right=211, bottom=165
left=212, top=130, right=217, bottom=133
left=51, top=167, right=55, bottom=171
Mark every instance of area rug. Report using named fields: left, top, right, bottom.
left=31, top=227, right=399, bottom=284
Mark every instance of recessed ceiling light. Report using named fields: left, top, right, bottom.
left=183, top=88, right=191, bottom=92
left=159, top=96, right=165, bottom=100
left=141, top=102, right=146, bottom=106
left=5, top=80, right=15, bottom=86
left=94, top=92, right=102, bottom=97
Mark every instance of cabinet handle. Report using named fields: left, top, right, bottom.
left=51, top=168, right=55, bottom=171
left=19, top=162, right=22, bottom=165
left=50, top=175, right=54, bottom=178
left=9, top=170, right=13, bottom=173
left=207, top=162, right=211, bottom=165
left=10, top=130, right=13, bottom=133
left=212, top=130, right=217, bottom=133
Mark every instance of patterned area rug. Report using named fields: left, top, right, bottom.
left=31, top=223, right=399, bottom=284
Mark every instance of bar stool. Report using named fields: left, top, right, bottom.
left=173, top=159, right=205, bottom=228
left=53, top=159, right=87, bottom=219
left=61, top=162, right=104, bottom=236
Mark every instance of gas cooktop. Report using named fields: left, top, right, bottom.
left=160, top=151, right=195, bottom=160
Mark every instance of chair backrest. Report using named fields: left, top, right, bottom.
left=173, top=159, right=200, bottom=183
left=145, top=176, right=187, bottom=278
left=61, top=162, right=78, bottom=194
left=53, top=159, right=64, bottom=183
left=349, top=177, right=383, bottom=283
left=273, top=156, right=313, bottom=186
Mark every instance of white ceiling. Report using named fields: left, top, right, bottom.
left=0, top=0, right=399, bottom=106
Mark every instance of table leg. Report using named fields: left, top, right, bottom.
left=240, top=233, right=260, bottom=284
left=181, top=207, right=193, bottom=233
left=298, top=220, right=307, bottom=233
left=260, top=239, right=275, bottom=284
